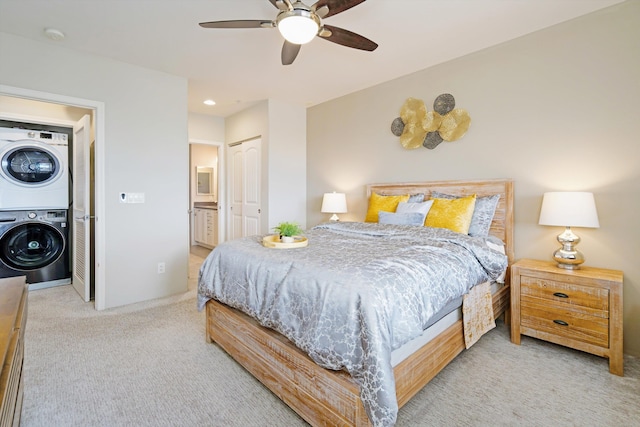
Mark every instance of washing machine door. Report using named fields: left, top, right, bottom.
left=0, top=222, right=65, bottom=271
left=0, top=141, right=62, bottom=187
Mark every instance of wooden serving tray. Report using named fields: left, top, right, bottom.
left=262, top=235, right=308, bottom=249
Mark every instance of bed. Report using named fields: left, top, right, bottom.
left=198, top=179, right=514, bottom=427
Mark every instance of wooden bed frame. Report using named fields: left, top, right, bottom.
left=205, top=179, right=514, bottom=426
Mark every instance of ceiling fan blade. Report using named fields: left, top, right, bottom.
left=269, top=0, right=292, bottom=11
left=199, top=20, right=273, bottom=29
left=312, top=0, right=366, bottom=19
left=319, top=24, right=377, bottom=51
left=281, top=41, right=301, bottom=65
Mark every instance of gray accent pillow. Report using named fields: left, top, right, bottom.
left=378, top=211, right=425, bottom=226
left=407, top=193, right=425, bottom=203
left=431, top=192, right=500, bottom=237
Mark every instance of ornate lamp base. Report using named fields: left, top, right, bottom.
left=553, top=226, right=584, bottom=269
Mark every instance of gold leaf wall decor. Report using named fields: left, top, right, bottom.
left=398, top=98, right=428, bottom=149
left=439, top=109, right=471, bottom=141
left=391, top=93, right=471, bottom=150
left=433, top=93, right=455, bottom=115
left=422, top=111, right=443, bottom=133
left=423, top=131, right=443, bottom=149
left=390, top=117, right=404, bottom=136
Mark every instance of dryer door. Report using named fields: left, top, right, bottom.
left=0, top=141, right=62, bottom=187
left=0, top=222, right=65, bottom=271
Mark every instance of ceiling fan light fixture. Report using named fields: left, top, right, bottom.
left=277, top=10, right=320, bottom=45
left=199, top=0, right=376, bottom=65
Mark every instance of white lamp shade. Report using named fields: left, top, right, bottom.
left=539, top=192, right=600, bottom=228
left=278, top=13, right=319, bottom=44
left=321, top=192, right=347, bottom=214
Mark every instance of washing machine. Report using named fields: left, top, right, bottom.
left=0, top=127, right=69, bottom=210
left=0, top=209, right=71, bottom=288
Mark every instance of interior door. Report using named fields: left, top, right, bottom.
left=228, top=138, right=261, bottom=239
left=72, top=114, right=91, bottom=301
left=228, top=143, right=244, bottom=240
left=242, top=138, right=261, bottom=236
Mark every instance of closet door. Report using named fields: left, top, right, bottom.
left=242, top=138, right=261, bottom=236
left=228, top=144, right=244, bottom=240
left=228, top=138, right=261, bottom=239
left=72, top=114, right=91, bottom=302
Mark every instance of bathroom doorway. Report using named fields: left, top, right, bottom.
left=188, top=139, right=224, bottom=275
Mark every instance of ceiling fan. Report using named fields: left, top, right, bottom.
left=199, top=0, right=378, bottom=65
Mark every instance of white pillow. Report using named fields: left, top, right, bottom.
left=395, top=200, right=434, bottom=224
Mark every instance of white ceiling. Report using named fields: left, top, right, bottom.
left=0, top=0, right=625, bottom=117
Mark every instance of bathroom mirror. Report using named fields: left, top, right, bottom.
left=196, top=166, right=214, bottom=195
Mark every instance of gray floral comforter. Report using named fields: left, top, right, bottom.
left=197, top=221, right=508, bottom=426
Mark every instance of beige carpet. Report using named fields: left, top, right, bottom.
left=21, top=257, right=640, bottom=426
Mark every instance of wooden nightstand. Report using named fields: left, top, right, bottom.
left=0, top=276, right=28, bottom=426
left=510, top=259, right=623, bottom=376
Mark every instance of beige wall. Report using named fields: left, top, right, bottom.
left=307, top=1, right=640, bottom=355
left=266, top=99, right=307, bottom=229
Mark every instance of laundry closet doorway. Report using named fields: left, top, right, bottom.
left=0, top=86, right=106, bottom=309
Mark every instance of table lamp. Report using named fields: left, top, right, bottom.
left=538, top=191, right=600, bottom=269
left=321, top=192, right=347, bottom=221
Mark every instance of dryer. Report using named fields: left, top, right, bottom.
left=0, top=127, right=69, bottom=210
left=0, top=209, right=71, bottom=288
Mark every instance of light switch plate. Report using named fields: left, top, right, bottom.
left=119, top=192, right=145, bottom=203
left=127, top=193, right=145, bottom=203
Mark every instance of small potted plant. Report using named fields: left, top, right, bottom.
left=273, top=221, right=304, bottom=243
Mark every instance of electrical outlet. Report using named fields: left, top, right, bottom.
left=157, top=262, right=165, bottom=274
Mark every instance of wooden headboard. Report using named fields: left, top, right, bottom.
left=366, top=179, right=515, bottom=267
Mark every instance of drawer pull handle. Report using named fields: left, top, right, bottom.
left=553, top=292, right=569, bottom=298
left=553, top=319, right=569, bottom=326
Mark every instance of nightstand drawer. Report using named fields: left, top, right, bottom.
left=520, top=275, right=609, bottom=311
left=521, top=300, right=609, bottom=347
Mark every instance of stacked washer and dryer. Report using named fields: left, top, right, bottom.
left=0, top=127, right=71, bottom=289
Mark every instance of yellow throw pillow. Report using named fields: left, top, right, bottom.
left=365, top=193, right=410, bottom=222
left=425, top=194, right=477, bottom=233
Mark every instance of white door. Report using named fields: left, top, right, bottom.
left=229, top=143, right=244, bottom=240
left=228, top=138, right=261, bottom=239
left=242, top=138, right=261, bottom=236
left=72, top=114, right=91, bottom=301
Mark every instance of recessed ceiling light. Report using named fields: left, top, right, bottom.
left=203, top=100, right=216, bottom=106
left=44, top=28, right=65, bottom=41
